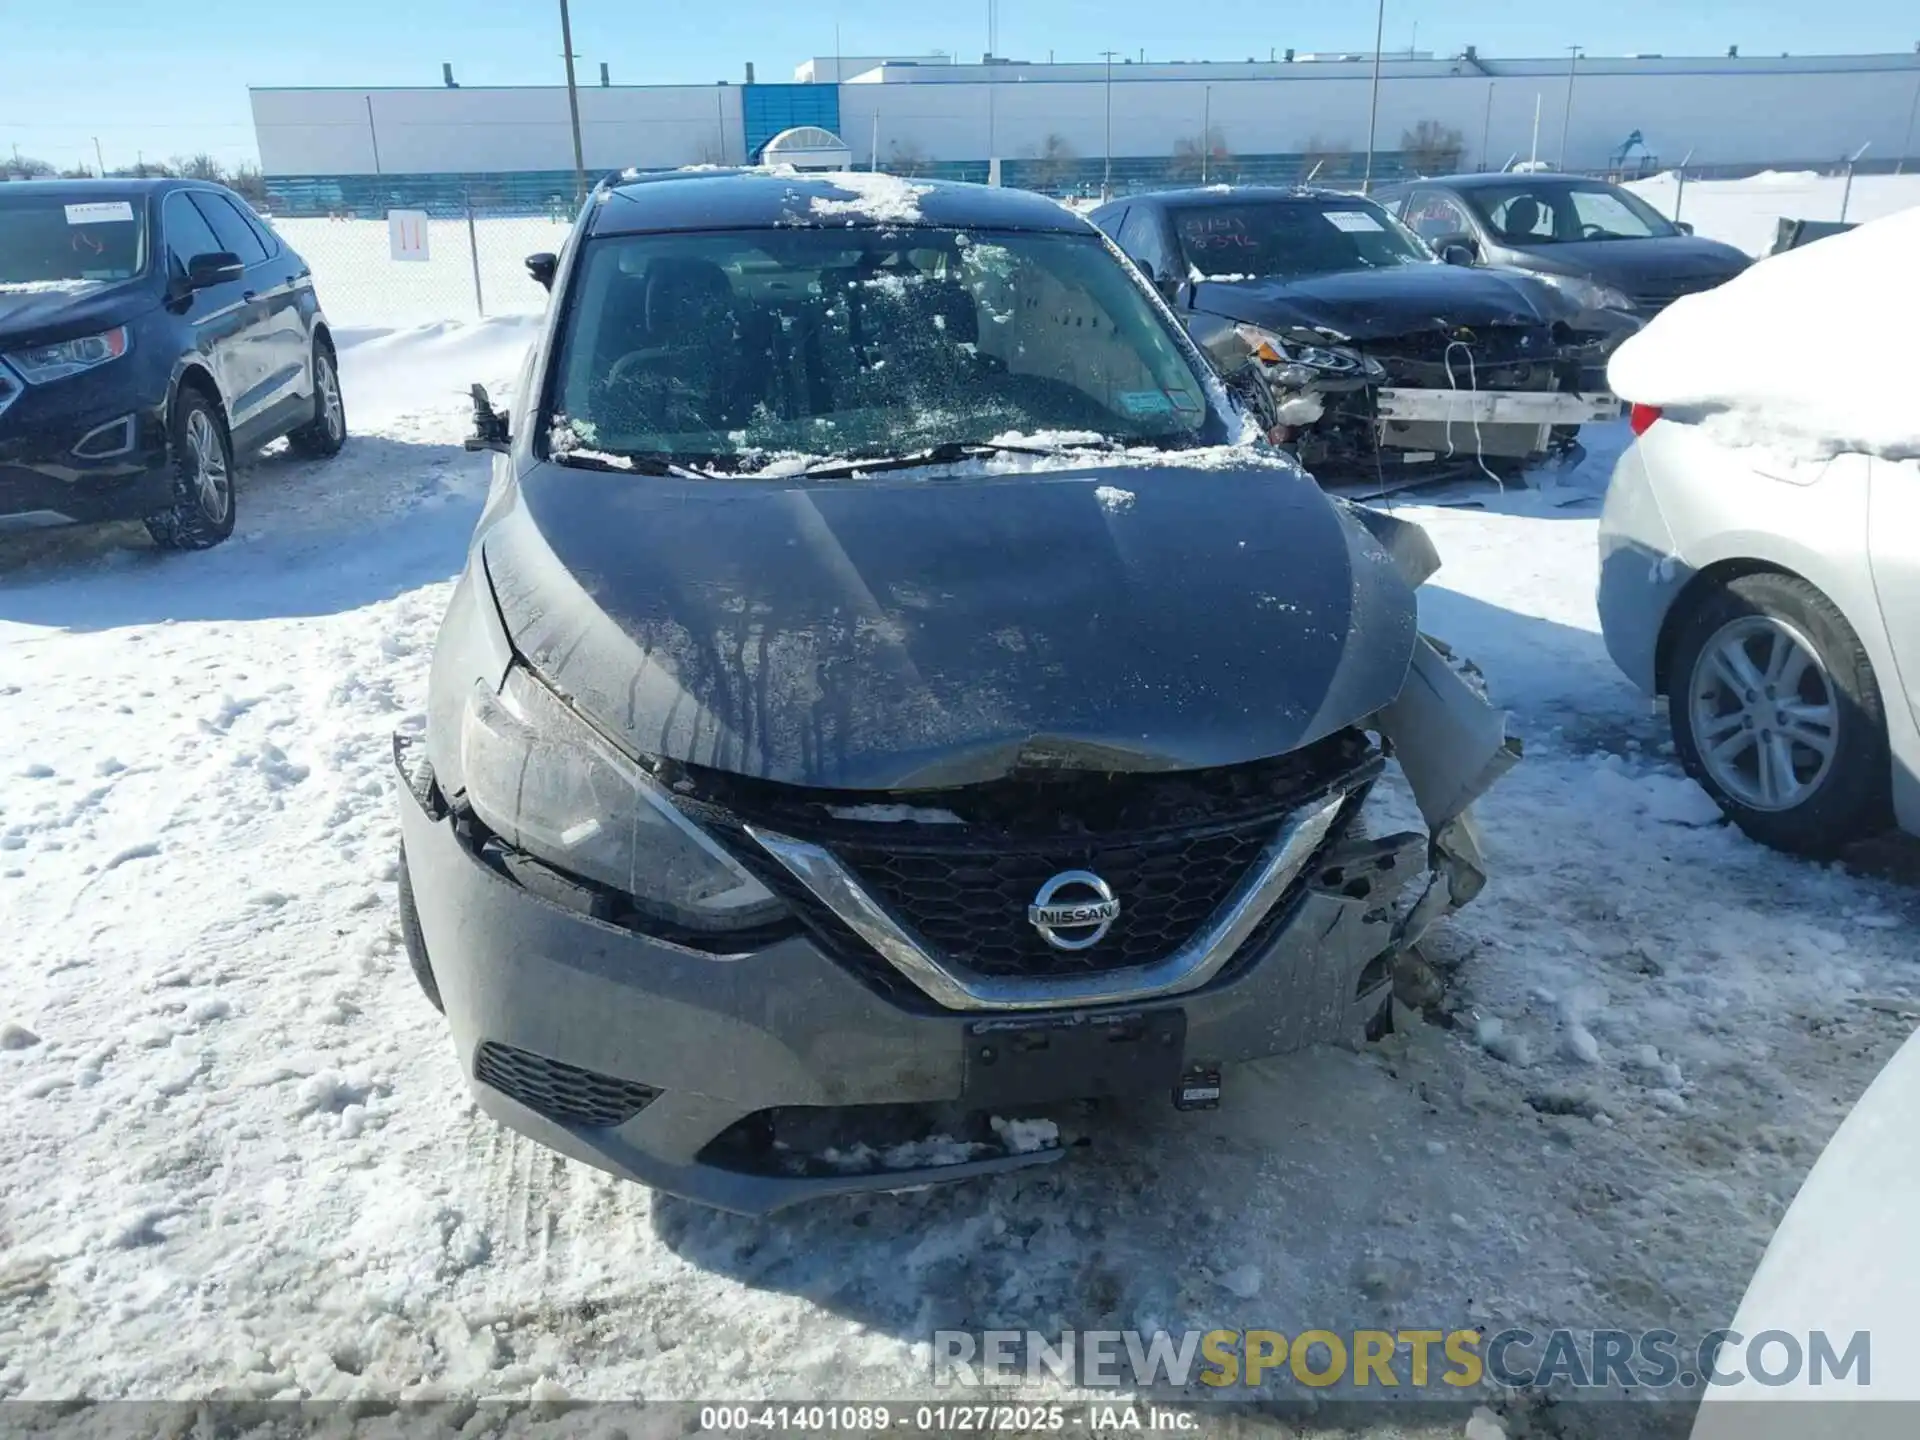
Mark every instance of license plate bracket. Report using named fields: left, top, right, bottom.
left=962, top=1009, right=1186, bottom=1107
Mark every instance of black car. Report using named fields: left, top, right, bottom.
left=0, top=178, right=344, bottom=549
left=1377, top=172, right=1750, bottom=316
left=395, top=169, right=1517, bottom=1212
left=1091, top=187, right=1630, bottom=482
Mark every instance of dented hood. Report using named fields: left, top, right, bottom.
left=1190, top=263, right=1577, bottom=342
left=482, top=460, right=1421, bottom=789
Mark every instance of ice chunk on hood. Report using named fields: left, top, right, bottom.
left=1606, top=206, right=1920, bottom=463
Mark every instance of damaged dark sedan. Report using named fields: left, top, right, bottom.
left=1092, top=187, right=1630, bottom=485
left=395, top=169, right=1519, bottom=1213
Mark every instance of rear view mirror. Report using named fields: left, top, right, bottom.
left=526, top=252, right=558, bottom=290
left=185, top=251, right=244, bottom=289
left=1675, top=220, right=1695, bottom=236
left=1438, top=238, right=1478, bottom=266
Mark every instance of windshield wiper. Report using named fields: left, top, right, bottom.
left=550, top=450, right=714, bottom=479
left=796, top=437, right=1124, bottom=480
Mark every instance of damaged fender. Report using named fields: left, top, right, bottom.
left=1372, top=633, right=1523, bottom=948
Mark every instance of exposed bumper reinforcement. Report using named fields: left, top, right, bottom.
left=1374, top=388, right=1622, bottom=427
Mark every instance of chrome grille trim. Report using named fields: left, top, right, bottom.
left=746, top=787, right=1350, bottom=1012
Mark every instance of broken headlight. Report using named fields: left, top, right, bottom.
left=460, top=667, right=783, bottom=933
left=1234, top=324, right=1386, bottom=385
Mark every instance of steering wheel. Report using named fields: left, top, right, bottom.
left=606, top=347, right=673, bottom=389
left=1580, top=223, right=1611, bottom=240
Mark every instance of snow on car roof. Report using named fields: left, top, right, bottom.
left=1607, top=204, right=1920, bottom=462
left=592, top=171, right=1089, bottom=236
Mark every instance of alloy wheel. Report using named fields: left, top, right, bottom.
left=318, top=356, right=344, bottom=443
left=1687, top=615, right=1839, bottom=812
left=187, top=409, right=231, bottom=525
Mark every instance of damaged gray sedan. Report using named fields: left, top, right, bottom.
left=394, top=169, right=1518, bottom=1214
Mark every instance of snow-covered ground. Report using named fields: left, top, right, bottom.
left=1624, top=170, right=1920, bottom=256
left=276, top=216, right=571, bottom=326
left=2, top=318, right=1917, bottom=1426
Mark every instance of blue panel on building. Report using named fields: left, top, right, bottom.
left=742, top=85, right=843, bottom=161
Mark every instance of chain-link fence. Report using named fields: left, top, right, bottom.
left=269, top=206, right=571, bottom=327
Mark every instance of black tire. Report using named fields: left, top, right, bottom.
left=1665, top=571, right=1891, bottom=856
left=397, top=848, right=445, bottom=1014
left=286, top=339, right=346, bottom=458
left=144, top=388, right=236, bottom=550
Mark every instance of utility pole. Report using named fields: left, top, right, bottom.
left=1480, top=82, right=1494, bottom=171
left=558, top=0, right=587, bottom=203
left=1899, top=47, right=1920, bottom=176
left=1100, top=50, right=1119, bottom=199
left=1559, top=45, right=1583, bottom=171
left=1362, top=0, right=1386, bottom=193
left=93, top=136, right=106, bottom=177
left=1202, top=85, right=1211, bottom=183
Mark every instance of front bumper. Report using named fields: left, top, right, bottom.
left=0, top=360, right=171, bottom=531
left=396, top=749, right=1425, bottom=1215
left=1374, top=388, right=1622, bottom=429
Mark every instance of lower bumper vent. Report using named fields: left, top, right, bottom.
left=473, top=1041, right=659, bottom=1129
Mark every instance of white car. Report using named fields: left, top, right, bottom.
left=1690, top=1024, right=1920, bottom=1436
left=1596, top=408, right=1920, bottom=854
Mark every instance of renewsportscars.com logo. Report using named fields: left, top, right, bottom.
left=932, top=1328, right=1872, bottom=1391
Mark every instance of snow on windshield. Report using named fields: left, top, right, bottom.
left=1607, top=205, right=1920, bottom=462
left=807, top=172, right=933, bottom=225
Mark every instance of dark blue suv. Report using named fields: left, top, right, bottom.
left=0, top=178, right=344, bottom=549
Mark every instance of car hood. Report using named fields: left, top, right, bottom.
left=1502, top=234, right=1751, bottom=287
left=0, top=277, right=155, bottom=347
left=481, top=460, right=1422, bottom=790
left=1189, top=264, right=1575, bottom=342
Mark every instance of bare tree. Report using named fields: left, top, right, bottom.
left=2, top=154, right=55, bottom=180
left=1168, top=126, right=1232, bottom=183
left=887, top=138, right=929, bottom=178
left=1400, top=120, right=1466, bottom=175
left=1028, top=132, right=1079, bottom=193
left=174, top=153, right=226, bottom=182
left=227, top=164, right=269, bottom=206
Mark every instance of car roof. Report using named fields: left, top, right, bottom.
left=588, top=169, right=1092, bottom=237
left=1091, top=186, right=1372, bottom=219
left=0, top=177, right=231, bottom=203
left=1414, top=172, right=1606, bottom=190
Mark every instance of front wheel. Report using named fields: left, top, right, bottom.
left=287, top=341, right=346, bottom=458
left=1666, top=572, right=1891, bottom=856
left=145, top=392, right=236, bottom=550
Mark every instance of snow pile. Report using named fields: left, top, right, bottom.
left=808, top=172, right=933, bottom=225
left=1608, top=205, right=1920, bottom=462
left=1625, top=170, right=1920, bottom=256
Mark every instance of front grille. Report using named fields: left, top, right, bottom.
left=830, top=820, right=1280, bottom=979
left=693, top=732, right=1379, bottom=988
left=473, top=1041, right=660, bottom=1128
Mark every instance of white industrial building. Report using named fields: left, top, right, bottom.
left=249, top=48, right=1920, bottom=213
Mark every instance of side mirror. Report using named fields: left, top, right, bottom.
left=185, top=251, right=245, bottom=290
left=526, top=252, right=558, bottom=290
left=464, top=383, right=511, bottom=453
left=1675, top=220, right=1695, bottom=236
left=1438, top=237, right=1478, bottom=266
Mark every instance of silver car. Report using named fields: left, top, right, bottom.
left=1597, top=406, right=1920, bottom=854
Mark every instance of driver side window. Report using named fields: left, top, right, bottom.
left=162, top=193, right=224, bottom=281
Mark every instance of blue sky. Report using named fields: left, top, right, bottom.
left=5, top=0, right=1915, bottom=171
